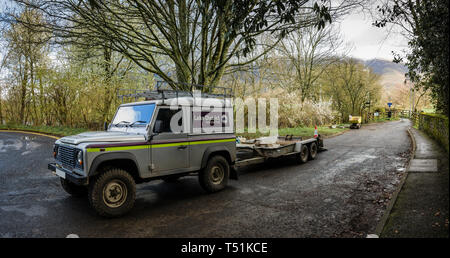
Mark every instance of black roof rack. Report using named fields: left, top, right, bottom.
left=117, top=81, right=233, bottom=104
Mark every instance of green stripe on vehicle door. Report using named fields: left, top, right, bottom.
left=86, top=138, right=234, bottom=153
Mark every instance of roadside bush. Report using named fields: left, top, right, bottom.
left=419, top=113, right=449, bottom=152
left=260, top=88, right=335, bottom=127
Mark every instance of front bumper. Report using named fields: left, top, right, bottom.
left=48, top=163, right=88, bottom=185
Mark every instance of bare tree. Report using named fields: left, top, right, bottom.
left=2, top=7, right=50, bottom=124
left=7, top=0, right=365, bottom=89
left=277, top=23, right=349, bottom=102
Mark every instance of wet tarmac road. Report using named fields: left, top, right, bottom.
left=0, top=119, right=412, bottom=237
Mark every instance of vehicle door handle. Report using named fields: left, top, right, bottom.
left=178, top=145, right=187, bottom=150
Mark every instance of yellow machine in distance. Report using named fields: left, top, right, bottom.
left=349, top=115, right=362, bottom=129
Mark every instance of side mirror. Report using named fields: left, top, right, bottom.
left=148, top=120, right=163, bottom=141
left=104, top=122, right=108, bottom=131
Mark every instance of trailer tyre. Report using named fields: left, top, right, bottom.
left=297, top=145, right=309, bottom=164
left=308, top=142, right=318, bottom=160
left=88, top=168, right=136, bottom=218
left=60, top=178, right=87, bottom=197
left=199, top=155, right=229, bottom=193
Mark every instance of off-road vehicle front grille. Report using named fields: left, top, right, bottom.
left=57, top=145, right=77, bottom=169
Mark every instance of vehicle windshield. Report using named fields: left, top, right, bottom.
left=111, top=103, right=156, bottom=127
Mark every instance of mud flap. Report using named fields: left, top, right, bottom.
left=317, top=134, right=327, bottom=152
left=318, top=134, right=324, bottom=148
left=230, top=165, right=239, bottom=180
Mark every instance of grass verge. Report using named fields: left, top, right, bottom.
left=368, top=117, right=400, bottom=124
left=0, top=124, right=88, bottom=137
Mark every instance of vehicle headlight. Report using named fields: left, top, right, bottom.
left=53, top=145, right=58, bottom=158
left=77, top=150, right=83, bottom=166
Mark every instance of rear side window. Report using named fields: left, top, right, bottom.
left=153, top=108, right=183, bottom=133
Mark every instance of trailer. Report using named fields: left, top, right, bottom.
left=234, top=135, right=325, bottom=168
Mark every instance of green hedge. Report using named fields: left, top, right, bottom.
left=418, top=113, right=449, bottom=152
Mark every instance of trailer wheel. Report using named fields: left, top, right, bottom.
left=88, top=167, right=136, bottom=218
left=199, top=155, right=229, bottom=193
left=308, top=142, right=318, bottom=160
left=297, top=144, right=309, bottom=164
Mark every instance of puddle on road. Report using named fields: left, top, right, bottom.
left=21, top=135, right=37, bottom=141
left=0, top=139, right=23, bottom=152
left=0, top=135, right=42, bottom=154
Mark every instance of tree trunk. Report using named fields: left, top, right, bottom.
left=20, top=60, right=29, bottom=124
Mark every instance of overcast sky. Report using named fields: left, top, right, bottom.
left=338, top=8, right=409, bottom=61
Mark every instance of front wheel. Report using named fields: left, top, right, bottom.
left=88, top=168, right=136, bottom=218
left=199, top=155, right=230, bottom=193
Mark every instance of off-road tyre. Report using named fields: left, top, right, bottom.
left=88, top=168, right=136, bottom=218
left=199, top=155, right=230, bottom=193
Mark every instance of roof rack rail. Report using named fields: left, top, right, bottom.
left=117, top=81, right=233, bottom=104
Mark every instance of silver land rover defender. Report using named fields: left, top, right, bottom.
left=48, top=84, right=237, bottom=217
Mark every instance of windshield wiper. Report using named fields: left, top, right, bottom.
left=113, top=120, right=131, bottom=127
left=129, top=120, right=147, bottom=127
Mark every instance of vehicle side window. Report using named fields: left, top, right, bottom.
left=153, top=108, right=183, bottom=133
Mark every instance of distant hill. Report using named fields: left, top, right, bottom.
left=361, top=59, right=408, bottom=91
left=360, top=59, right=410, bottom=108
left=363, top=59, right=408, bottom=75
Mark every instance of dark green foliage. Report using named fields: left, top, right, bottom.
left=374, top=0, right=449, bottom=116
